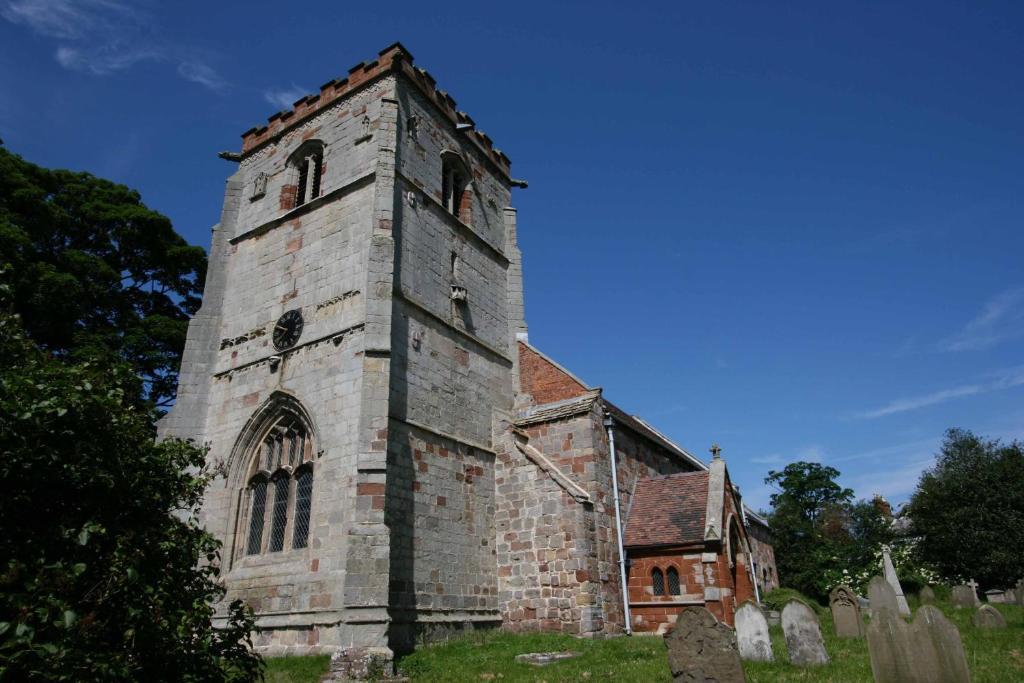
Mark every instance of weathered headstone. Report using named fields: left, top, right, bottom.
left=735, top=601, right=773, bottom=662
left=766, top=610, right=780, bottom=627
left=882, top=548, right=911, bottom=615
left=983, top=589, right=1005, bottom=604
left=663, top=607, right=746, bottom=682
left=829, top=585, right=864, bottom=638
left=918, top=586, right=936, bottom=605
left=867, top=604, right=970, bottom=683
left=950, top=584, right=979, bottom=609
left=1004, top=588, right=1016, bottom=604
left=972, top=604, right=1006, bottom=629
left=781, top=600, right=829, bottom=666
left=1016, top=578, right=1024, bottom=606
left=868, top=575, right=899, bottom=615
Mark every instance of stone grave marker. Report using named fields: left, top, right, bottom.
left=882, top=548, right=911, bottom=615
left=983, top=589, right=1005, bottom=603
left=663, top=607, right=746, bottom=682
left=950, top=584, right=979, bottom=609
left=868, top=575, right=899, bottom=614
left=1016, top=578, right=1024, bottom=606
left=972, top=604, right=1006, bottom=629
left=918, top=586, right=936, bottom=605
left=867, top=604, right=970, bottom=683
left=735, top=601, right=773, bottom=662
left=829, top=584, right=864, bottom=638
left=781, top=600, right=829, bottom=666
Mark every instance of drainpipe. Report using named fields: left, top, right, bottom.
left=740, top=504, right=761, bottom=605
left=603, top=413, right=632, bottom=635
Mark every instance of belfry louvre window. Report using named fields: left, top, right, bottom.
left=652, top=568, right=665, bottom=596
left=667, top=567, right=680, bottom=596
left=295, top=152, right=322, bottom=207
left=285, top=141, right=325, bottom=210
left=441, top=152, right=470, bottom=223
left=243, top=419, right=314, bottom=556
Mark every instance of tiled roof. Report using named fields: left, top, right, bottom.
left=624, top=471, right=709, bottom=548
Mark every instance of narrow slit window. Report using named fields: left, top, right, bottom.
left=296, top=158, right=309, bottom=207
left=292, top=467, right=313, bottom=549
left=246, top=479, right=268, bottom=555
left=667, top=567, right=680, bottom=596
left=652, top=568, right=665, bottom=596
left=268, top=476, right=290, bottom=552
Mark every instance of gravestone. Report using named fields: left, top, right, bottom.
left=867, top=604, right=970, bottom=683
left=983, top=589, right=1005, bottom=604
left=781, top=600, right=829, bottom=666
left=663, top=607, right=746, bottom=682
left=765, top=610, right=780, bottom=627
left=735, top=601, right=773, bottom=662
left=950, top=585, right=978, bottom=609
left=868, top=575, right=899, bottom=614
left=829, top=585, right=864, bottom=638
left=918, top=586, right=936, bottom=605
left=1016, top=578, right=1024, bottom=606
left=972, top=604, right=1006, bottom=629
left=882, top=548, right=911, bottom=615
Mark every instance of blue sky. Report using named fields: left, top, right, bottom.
left=2, top=1, right=1022, bottom=512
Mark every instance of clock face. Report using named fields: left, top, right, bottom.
left=273, top=309, right=304, bottom=350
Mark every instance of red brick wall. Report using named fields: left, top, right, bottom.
left=518, top=343, right=590, bottom=405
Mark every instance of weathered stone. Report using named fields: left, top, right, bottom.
left=867, top=605, right=970, bottom=683
left=766, top=610, right=780, bottom=627
left=918, top=586, right=935, bottom=605
left=983, top=589, right=1005, bottom=603
left=829, top=584, right=864, bottom=638
left=882, top=548, right=911, bottom=616
left=950, top=585, right=979, bottom=609
left=869, top=575, right=899, bottom=615
left=781, top=600, right=829, bottom=666
left=734, top=601, right=773, bottom=662
left=972, top=604, right=1006, bottom=629
left=1016, top=578, right=1024, bottom=606
left=663, top=607, right=746, bottom=682
left=514, top=651, right=581, bottom=666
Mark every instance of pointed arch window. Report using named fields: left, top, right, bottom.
left=241, top=415, right=314, bottom=557
left=667, top=566, right=680, bottom=596
left=441, top=152, right=471, bottom=224
left=283, top=141, right=325, bottom=210
left=652, top=568, right=665, bottom=596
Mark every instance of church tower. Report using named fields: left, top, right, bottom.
left=159, top=43, right=527, bottom=669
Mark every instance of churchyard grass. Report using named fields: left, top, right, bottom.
left=265, top=599, right=1023, bottom=682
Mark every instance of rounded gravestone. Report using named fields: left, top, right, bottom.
left=868, top=575, right=899, bottom=615
left=735, top=601, right=773, bottom=662
left=972, top=604, right=1006, bottom=629
left=918, top=585, right=936, bottom=605
left=950, top=585, right=978, bottom=609
left=781, top=600, right=829, bottom=666
left=829, top=585, right=864, bottom=639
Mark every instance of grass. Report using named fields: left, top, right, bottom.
left=264, top=599, right=1024, bottom=682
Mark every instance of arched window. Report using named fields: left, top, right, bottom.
left=240, top=414, right=314, bottom=557
left=441, top=152, right=471, bottom=224
left=284, top=141, right=325, bottom=210
left=667, top=566, right=681, bottom=596
left=652, top=568, right=665, bottom=596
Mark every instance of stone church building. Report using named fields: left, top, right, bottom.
left=159, top=42, right=777, bottom=667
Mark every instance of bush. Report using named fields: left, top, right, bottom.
left=761, top=587, right=826, bottom=614
left=0, top=307, right=261, bottom=682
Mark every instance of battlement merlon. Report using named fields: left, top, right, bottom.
left=238, top=42, right=514, bottom=182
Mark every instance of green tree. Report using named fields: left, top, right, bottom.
left=907, top=428, right=1024, bottom=589
left=765, top=462, right=854, bottom=601
left=0, top=302, right=260, bottom=681
left=0, top=143, right=206, bottom=409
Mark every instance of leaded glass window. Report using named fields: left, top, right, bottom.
left=292, top=466, right=313, bottom=549
left=269, top=475, right=290, bottom=552
left=652, top=568, right=665, bottom=596
left=246, top=478, right=268, bottom=555
left=667, top=567, right=680, bottom=596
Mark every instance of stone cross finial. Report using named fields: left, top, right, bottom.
left=968, top=578, right=979, bottom=592
left=710, top=443, right=722, bottom=459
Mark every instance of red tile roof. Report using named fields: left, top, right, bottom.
left=624, top=471, right=709, bottom=548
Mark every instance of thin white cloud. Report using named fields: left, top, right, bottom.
left=178, top=60, right=227, bottom=92
left=854, top=366, right=1024, bottom=419
left=2, top=0, right=227, bottom=91
left=939, top=287, right=1024, bottom=352
left=263, top=84, right=309, bottom=111
left=842, top=457, right=935, bottom=504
